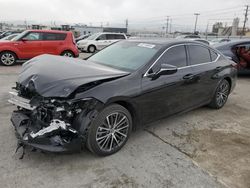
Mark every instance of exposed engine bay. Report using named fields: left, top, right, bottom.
left=9, top=82, right=103, bottom=157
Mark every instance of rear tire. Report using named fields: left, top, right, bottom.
left=209, top=79, right=230, bottom=109
left=61, top=50, right=75, bottom=58
left=87, top=104, right=132, bottom=156
left=88, top=45, right=96, bottom=53
left=0, top=51, right=17, bottom=66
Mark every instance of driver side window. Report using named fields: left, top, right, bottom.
left=96, top=34, right=107, bottom=41
left=152, top=45, right=187, bottom=72
left=22, top=32, right=42, bottom=41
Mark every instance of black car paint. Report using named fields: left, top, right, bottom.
left=10, top=40, right=237, bottom=153
left=19, top=54, right=130, bottom=97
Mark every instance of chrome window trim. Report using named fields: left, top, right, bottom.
left=143, top=43, right=220, bottom=77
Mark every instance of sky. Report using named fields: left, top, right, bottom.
left=0, top=0, right=249, bottom=32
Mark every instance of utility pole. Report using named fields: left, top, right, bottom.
left=166, top=16, right=170, bottom=35
left=205, top=20, right=209, bottom=39
left=169, top=18, right=172, bottom=34
left=242, top=5, right=249, bottom=37
left=125, top=19, right=128, bottom=33
left=194, top=13, right=200, bottom=33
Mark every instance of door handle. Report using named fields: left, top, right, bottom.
left=183, top=74, right=194, bottom=80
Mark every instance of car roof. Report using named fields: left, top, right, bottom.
left=98, top=32, right=126, bottom=35
left=126, top=39, right=210, bottom=47
left=27, top=30, right=71, bottom=34
left=213, top=39, right=250, bottom=49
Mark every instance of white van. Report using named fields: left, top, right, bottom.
left=77, top=32, right=127, bottom=53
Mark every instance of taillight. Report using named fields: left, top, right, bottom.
left=71, top=33, right=76, bottom=45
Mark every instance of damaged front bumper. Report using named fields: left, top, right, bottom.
left=11, top=111, right=82, bottom=153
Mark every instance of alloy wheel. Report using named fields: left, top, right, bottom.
left=216, top=80, right=230, bottom=107
left=95, top=112, right=130, bottom=152
left=63, top=52, right=73, bottom=57
left=89, top=46, right=95, bottom=53
left=1, top=52, right=15, bottom=65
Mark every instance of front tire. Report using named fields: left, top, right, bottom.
left=88, top=45, right=96, bottom=53
left=0, top=51, right=17, bottom=66
left=209, top=79, right=230, bottom=109
left=87, top=104, right=132, bottom=156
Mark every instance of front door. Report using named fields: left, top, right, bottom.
left=15, top=31, right=43, bottom=59
left=138, top=45, right=199, bottom=123
left=96, top=34, right=109, bottom=50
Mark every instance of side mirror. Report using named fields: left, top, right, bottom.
left=156, top=64, right=177, bottom=76
left=147, top=64, right=177, bottom=79
left=96, top=38, right=100, bottom=41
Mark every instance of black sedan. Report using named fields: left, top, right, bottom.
left=214, top=39, right=250, bottom=73
left=9, top=40, right=237, bottom=156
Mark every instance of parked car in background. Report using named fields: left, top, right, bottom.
left=214, top=39, right=250, bottom=73
left=209, top=38, right=231, bottom=45
left=77, top=32, right=127, bottom=53
left=75, top=34, right=91, bottom=43
left=0, top=30, right=79, bottom=66
left=0, top=33, right=19, bottom=41
left=9, top=40, right=236, bottom=156
left=186, top=38, right=210, bottom=45
left=176, top=34, right=201, bottom=39
left=0, top=31, right=21, bottom=39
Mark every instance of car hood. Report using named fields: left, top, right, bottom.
left=78, top=39, right=92, bottom=44
left=18, top=54, right=130, bottom=98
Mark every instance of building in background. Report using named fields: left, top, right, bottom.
left=212, top=18, right=240, bottom=36
left=72, top=25, right=127, bottom=36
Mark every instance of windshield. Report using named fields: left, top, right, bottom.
left=11, top=30, right=29, bottom=41
left=86, top=33, right=99, bottom=40
left=88, top=41, right=160, bottom=72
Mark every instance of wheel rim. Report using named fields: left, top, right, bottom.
left=63, top=52, right=73, bottom=57
left=96, top=112, right=130, bottom=152
left=89, top=46, right=95, bottom=53
left=216, top=81, right=229, bottom=107
left=1, top=53, right=15, bottom=65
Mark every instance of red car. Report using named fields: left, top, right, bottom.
left=0, top=30, right=79, bottom=66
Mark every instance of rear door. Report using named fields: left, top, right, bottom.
left=42, top=32, right=67, bottom=55
left=106, top=34, right=118, bottom=45
left=14, top=31, right=43, bottom=59
left=186, top=44, right=221, bottom=105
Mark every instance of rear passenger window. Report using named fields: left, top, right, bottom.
left=43, top=33, right=67, bottom=40
left=115, top=34, right=126, bottom=39
left=157, top=45, right=187, bottom=68
left=210, top=50, right=218, bottom=61
left=106, top=34, right=116, bottom=40
left=188, top=45, right=211, bottom=65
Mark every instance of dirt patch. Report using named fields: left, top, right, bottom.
left=186, top=129, right=250, bottom=188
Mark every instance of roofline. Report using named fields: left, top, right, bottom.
left=26, top=29, right=72, bottom=33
